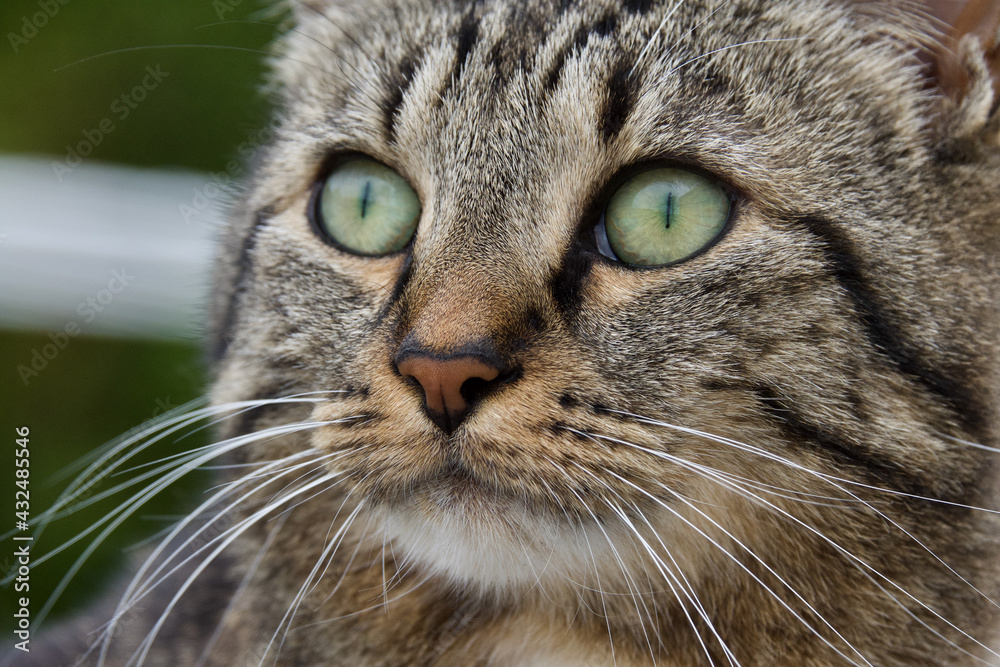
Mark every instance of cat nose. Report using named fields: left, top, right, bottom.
left=395, top=349, right=503, bottom=434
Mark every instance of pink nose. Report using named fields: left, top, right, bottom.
left=396, top=356, right=500, bottom=433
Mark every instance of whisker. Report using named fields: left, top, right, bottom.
left=609, top=409, right=1000, bottom=515
left=630, top=0, right=687, bottom=77
left=45, top=397, right=211, bottom=485
left=28, top=395, right=337, bottom=539
left=564, top=451, right=736, bottom=666
left=298, top=573, right=434, bottom=627
left=938, top=432, right=1000, bottom=455
left=664, top=36, right=811, bottom=76
left=561, top=426, right=874, bottom=666
left=193, top=511, right=291, bottom=667
left=275, top=447, right=375, bottom=515
left=605, top=498, right=730, bottom=667
left=30, top=420, right=325, bottom=573
left=608, top=413, right=1000, bottom=615
left=264, top=500, right=367, bottom=664
left=550, top=479, right=616, bottom=664
left=677, top=461, right=1000, bottom=664
left=52, top=44, right=344, bottom=79
left=301, top=479, right=371, bottom=599
left=35, top=420, right=334, bottom=630
left=571, top=421, right=1000, bottom=663
left=647, top=0, right=733, bottom=74
left=119, top=469, right=348, bottom=667
left=561, top=482, right=647, bottom=665
left=295, top=2, right=388, bottom=78
left=117, top=452, right=345, bottom=610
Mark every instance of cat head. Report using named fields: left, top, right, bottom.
left=208, top=0, right=1000, bottom=661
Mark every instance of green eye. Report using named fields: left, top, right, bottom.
left=315, top=157, right=421, bottom=255
left=600, top=168, right=730, bottom=266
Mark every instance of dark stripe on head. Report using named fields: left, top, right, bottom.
left=796, top=215, right=987, bottom=440
left=600, top=58, right=639, bottom=141
left=623, top=0, right=657, bottom=14
left=489, top=3, right=561, bottom=87
left=446, top=9, right=480, bottom=93
left=383, top=52, right=419, bottom=143
left=210, top=208, right=271, bottom=363
left=543, top=13, right=617, bottom=93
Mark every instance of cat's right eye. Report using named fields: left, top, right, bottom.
left=312, top=157, right=421, bottom=256
left=596, top=167, right=731, bottom=267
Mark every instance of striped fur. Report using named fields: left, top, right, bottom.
left=25, top=0, right=1000, bottom=665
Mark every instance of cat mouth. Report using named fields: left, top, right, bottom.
left=383, top=457, right=513, bottom=512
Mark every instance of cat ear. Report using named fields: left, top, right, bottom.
left=921, top=0, right=1000, bottom=145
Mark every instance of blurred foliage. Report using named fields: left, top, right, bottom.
left=0, top=331, right=212, bottom=644
left=0, top=0, right=280, bottom=170
left=0, top=0, right=281, bottom=647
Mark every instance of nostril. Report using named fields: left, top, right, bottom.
left=459, top=376, right=491, bottom=404
left=460, top=367, right=520, bottom=403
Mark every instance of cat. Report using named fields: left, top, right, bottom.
left=11, top=0, right=1000, bottom=664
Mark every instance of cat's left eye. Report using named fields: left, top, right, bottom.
left=595, top=167, right=731, bottom=267
left=312, top=157, right=421, bottom=256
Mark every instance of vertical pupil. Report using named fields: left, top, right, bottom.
left=663, top=191, right=674, bottom=229
left=360, top=180, right=372, bottom=219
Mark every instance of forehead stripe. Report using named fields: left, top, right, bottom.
left=600, top=58, right=639, bottom=141
left=383, top=51, right=419, bottom=143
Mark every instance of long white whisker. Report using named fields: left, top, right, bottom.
left=302, top=480, right=369, bottom=599
left=93, top=464, right=334, bottom=652
left=30, top=421, right=324, bottom=573
left=263, top=500, right=366, bottom=665
left=562, top=481, right=647, bottom=665
left=566, top=453, right=736, bottom=667
left=938, top=432, right=1000, bottom=455
left=46, top=397, right=210, bottom=485
left=116, top=451, right=342, bottom=613
left=612, top=409, right=1000, bottom=515
left=562, top=427, right=874, bottom=667
left=610, top=414, right=1000, bottom=617
left=27, top=396, right=336, bottom=540
left=604, top=498, right=729, bottom=667
left=576, top=419, right=1000, bottom=664
left=672, top=458, right=1000, bottom=665
left=630, top=0, right=687, bottom=77
left=192, top=509, right=290, bottom=667
left=38, top=420, right=333, bottom=631
left=121, top=469, right=347, bottom=667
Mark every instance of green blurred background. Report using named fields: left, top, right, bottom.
left=0, top=0, right=280, bottom=648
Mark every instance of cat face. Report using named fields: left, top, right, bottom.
left=199, top=0, right=1000, bottom=663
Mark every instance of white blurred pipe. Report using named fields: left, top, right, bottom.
left=0, top=154, right=224, bottom=341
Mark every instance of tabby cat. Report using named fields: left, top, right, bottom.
left=17, top=0, right=1000, bottom=664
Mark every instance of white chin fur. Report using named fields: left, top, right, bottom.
left=376, top=497, right=621, bottom=594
